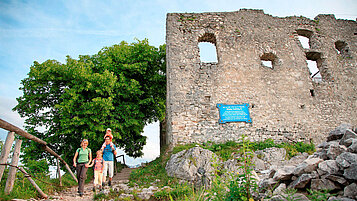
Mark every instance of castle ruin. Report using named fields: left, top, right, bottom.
left=165, top=9, right=357, bottom=146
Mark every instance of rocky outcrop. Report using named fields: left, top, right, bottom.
left=259, top=124, right=357, bottom=200
left=165, top=146, right=218, bottom=187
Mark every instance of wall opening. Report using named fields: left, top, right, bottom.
left=296, top=29, right=313, bottom=49
left=199, top=42, right=218, bottom=62
left=335, top=40, right=351, bottom=57
left=260, top=52, right=277, bottom=69
left=306, top=51, right=324, bottom=82
left=198, top=33, right=218, bottom=63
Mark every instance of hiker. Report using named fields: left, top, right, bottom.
left=102, top=135, right=117, bottom=186
left=88, top=150, right=104, bottom=191
left=73, top=139, right=92, bottom=197
left=101, top=128, right=115, bottom=151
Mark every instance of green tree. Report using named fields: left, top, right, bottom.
left=14, top=39, right=166, bottom=165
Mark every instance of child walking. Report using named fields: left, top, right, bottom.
left=88, top=150, right=104, bottom=191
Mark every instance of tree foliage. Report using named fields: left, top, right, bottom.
left=14, top=39, right=166, bottom=165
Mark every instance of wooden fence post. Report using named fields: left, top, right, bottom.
left=57, top=159, right=62, bottom=186
left=0, top=132, right=15, bottom=182
left=4, top=139, right=22, bottom=194
left=18, top=167, right=48, bottom=198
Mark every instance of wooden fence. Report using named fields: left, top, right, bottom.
left=0, top=118, right=78, bottom=198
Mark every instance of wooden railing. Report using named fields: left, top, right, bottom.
left=0, top=118, right=78, bottom=198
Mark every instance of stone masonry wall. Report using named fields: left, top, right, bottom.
left=166, top=9, right=357, bottom=146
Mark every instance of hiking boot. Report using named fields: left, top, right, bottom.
left=108, top=180, right=111, bottom=186
left=79, top=192, right=84, bottom=197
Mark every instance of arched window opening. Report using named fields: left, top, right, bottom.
left=260, top=52, right=277, bottom=69
left=199, top=42, right=218, bottom=63
left=335, top=40, right=351, bottom=57
left=306, top=51, right=323, bottom=83
left=198, top=33, right=218, bottom=63
left=296, top=29, right=313, bottom=49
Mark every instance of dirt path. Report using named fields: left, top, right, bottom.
left=50, top=168, right=136, bottom=201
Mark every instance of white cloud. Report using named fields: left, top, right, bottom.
left=0, top=96, right=25, bottom=141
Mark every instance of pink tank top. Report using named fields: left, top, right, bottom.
left=94, top=158, right=104, bottom=171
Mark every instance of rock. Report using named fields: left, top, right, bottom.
left=327, top=124, right=353, bottom=142
left=317, top=160, right=340, bottom=175
left=255, top=147, right=286, bottom=167
left=328, top=196, right=356, bottom=201
left=340, top=129, right=357, bottom=146
left=288, top=173, right=314, bottom=189
left=348, top=139, right=357, bottom=153
left=266, top=195, right=287, bottom=201
left=326, top=144, right=348, bottom=160
left=273, top=165, right=295, bottom=181
left=285, top=152, right=309, bottom=166
left=310, top=178, right=341, bottom=191
left=267, top=193, right=309, bottom=201
left=343, top=164, right=357, bottom=180
left=258, top=178, right=278, bottom=193
left=293, top=158, right=323, bottom=176
left=272, top=183, right=286, bottom=195
left=336, top=152, right=357, bottom=168
left=165, top=147, right=218, bottom=184
left=344, top=183, right=357, bottom=199
left=324, top=174, right=348, bottom=185
left=252, top=156, right=267, bottom=171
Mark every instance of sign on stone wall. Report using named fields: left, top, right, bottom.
left=217, top=103, right=252, bottom=123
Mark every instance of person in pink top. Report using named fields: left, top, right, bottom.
left=88, top=150, right=104, bottom=191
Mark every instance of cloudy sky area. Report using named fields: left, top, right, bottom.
left=0, top=0, right=356, bottom=166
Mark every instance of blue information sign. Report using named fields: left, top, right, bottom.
left=217, top=103, right=252, bottom=123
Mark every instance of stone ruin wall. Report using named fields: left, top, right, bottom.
left=165, top=9, right=357, bottom=146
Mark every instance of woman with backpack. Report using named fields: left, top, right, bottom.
left=73, top=139, right=92, bottom=197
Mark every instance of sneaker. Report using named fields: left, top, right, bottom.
left=108, top=180, right=111, bottom=186
left=102, top=182, right=105, bottom=186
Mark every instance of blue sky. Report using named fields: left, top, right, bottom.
left=0, top=0, right=356, bottom=165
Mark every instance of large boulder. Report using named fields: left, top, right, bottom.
left=165, top=147, right=218, bottom=186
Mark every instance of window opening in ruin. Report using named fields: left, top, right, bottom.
left=335, top=40, right=351, bottom=57
left=199, top=42, right=218, bottom=63
left=296, top=29, right=313, bottom=49
left=306, top=51, right=324, bottom=82
left=260, top=52, right=276, bottom=69
left=298, top=36, right=310, bottom=49
left=307, top=60, right=322, bottom=82
left=198, top=33, right=218, bottom=63
left=310, top=89, right=315, bottom=97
